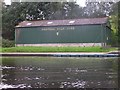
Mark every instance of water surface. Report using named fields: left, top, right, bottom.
left=0, top=57, right=118, bottom=89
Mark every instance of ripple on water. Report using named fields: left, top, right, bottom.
left=60, top=80, right=86, bottom=88
left=64, top=68, right=87, bottom=73
left=2, top=66, right=15, bottom=69
left=0, top=83, right=27, bottom=89
left=17, top=66, right=45, bottom=71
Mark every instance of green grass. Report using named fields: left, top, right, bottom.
left=0, top=46, right=118, bottom=53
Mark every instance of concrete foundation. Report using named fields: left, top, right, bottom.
left=16, top=43, right=102, bottom=47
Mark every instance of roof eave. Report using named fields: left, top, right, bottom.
left=15, top=23, right=107, bottom=28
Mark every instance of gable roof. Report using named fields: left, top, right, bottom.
left=16, top=17, right=108, bottom=28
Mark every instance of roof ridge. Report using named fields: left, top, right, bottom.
left=23, top=17, right=108, bottom=22
left=16, top=17, right=108, bottom=27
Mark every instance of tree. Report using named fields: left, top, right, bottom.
left=83, top=2, right=114, bottom=18
left=2, top=2, right=26, bottom=40
left=2, top=2, right=65, bottom=40
left=51, top=2, right=84, bottom=19
left=118, top=1, right=120, bottom=45
left=108, top=1, right=119, bottom=46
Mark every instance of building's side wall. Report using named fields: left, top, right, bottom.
left=105, top=27, right=112, bottom=45
left=101, top=23, right=112, bottom=46
left=15, top=25, right=103, bottom=46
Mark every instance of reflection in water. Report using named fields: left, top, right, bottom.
left=1, top=57, right=118, bottom=89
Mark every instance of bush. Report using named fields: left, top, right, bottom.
left=0, top=37, right=2, bottom=47
left=111, top=31, right=118, bottom=47
left=2, top=39, right=15, bottom=47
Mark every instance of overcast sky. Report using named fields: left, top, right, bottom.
left=4, top=0, right=86, bottom=7
left=4, top=0, right=11, bottom=5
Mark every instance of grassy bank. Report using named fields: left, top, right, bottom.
left=0, top=46, right=117, bottom=52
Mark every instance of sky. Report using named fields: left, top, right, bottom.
left=4, top=0, right=86, bottom=7
left=76, top=0, right=86, bottom=7
left=4, top=0, right=11, bottom=5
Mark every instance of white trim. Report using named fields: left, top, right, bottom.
left=16, top=43, right=102, bottom=47
left=26, top=23, right=32, bottom=26
left=47, top=22, right=53, bottom=24
left=69, top=21, right=75, bottom=23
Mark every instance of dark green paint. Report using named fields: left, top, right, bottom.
left=15, top=25, right=111, bottom=44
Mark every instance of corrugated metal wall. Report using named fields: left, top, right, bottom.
left=105, top=26, right=112, bottom=44
left=15, top=25, right=111, bottom=44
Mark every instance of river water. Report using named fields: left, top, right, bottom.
left=0, top=57, right=118, bottom=89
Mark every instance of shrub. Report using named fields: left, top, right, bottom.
left=2, top=39, right=15, bottom=47
left=0, top=37, right=2, bottom=47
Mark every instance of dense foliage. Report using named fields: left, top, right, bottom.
left=2, top=39, right=15, bottom=47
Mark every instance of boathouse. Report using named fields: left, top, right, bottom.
left=15, top=17, right=111, bottom=47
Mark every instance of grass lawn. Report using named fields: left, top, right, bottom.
left=0, top=46, right=118, bottom=53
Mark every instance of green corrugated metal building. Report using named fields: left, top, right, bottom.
left=15, top=17, right=112, bottom=47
